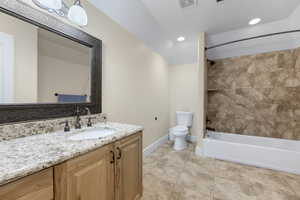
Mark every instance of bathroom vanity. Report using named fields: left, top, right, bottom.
left=0, top=124, right=143, bottom=200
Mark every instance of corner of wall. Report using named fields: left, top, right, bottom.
left=196, top=32, right=207, bottom=149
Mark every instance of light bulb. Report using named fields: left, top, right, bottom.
left=34, top=0, right=62, bottom=10
left=177, top=36, right=185, bottom=42
left=249, top=18, right=261, bottom=25
left=68, top=1, right=88, bottom=26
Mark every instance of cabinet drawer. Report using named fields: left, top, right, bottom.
left=0, top=168, right=54, bottom=200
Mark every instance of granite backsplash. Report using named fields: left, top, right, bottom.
left=207, top=47, right=300, bottom=140
left=0, top=113, right=106, bottom=141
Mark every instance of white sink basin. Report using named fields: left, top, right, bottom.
left=69, top=127, right=117, bottom=141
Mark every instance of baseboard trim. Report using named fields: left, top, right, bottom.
left=143, top=134, right=169, bottom=157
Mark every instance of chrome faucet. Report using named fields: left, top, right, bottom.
left=74, top=106, right=82, bottom=129
left=85, top=107, right=96, bottom=127
left=85, top=107, right=91, bottom=115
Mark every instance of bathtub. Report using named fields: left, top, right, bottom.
left=202, top=131, right=300, bottom=175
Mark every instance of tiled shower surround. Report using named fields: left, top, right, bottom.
left=207, top=47, right=300, bottom=140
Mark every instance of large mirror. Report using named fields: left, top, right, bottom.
left=0, top=0, right=102, bottom=123
left=0, top=12, right=91, bottom=104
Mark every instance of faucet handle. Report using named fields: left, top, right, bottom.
left=74, top=117, right=81, bottom=129
left=59, top=120, right=70, bottom=132
left=87, top=117, right=97, bottom=127
left=100, top=113, right=108, bottom=121
left=85, top=107, right=91, bottom=115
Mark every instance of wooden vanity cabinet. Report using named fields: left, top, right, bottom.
left=115, top=132, right=143, bottom=200
left=0, top=168, right=54, bottom=200
left=54, top=143, right=115, bottom=200
left=54, top=131, right=143, bottom=200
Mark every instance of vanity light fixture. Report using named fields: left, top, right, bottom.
left=249, top=18, right=261, bottom=25
left=177, top=36, right=185, bottom=42
left=32, top=0, right=88, bottom=26
left=68, top=0, right=88, bottom=26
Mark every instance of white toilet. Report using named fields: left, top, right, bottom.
left=169, top=111, right=193, bottom=151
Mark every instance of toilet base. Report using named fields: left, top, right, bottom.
left=173, top=136, right=187, bottom=151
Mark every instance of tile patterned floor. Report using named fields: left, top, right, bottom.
left=142, top=142, right=300, bottom=200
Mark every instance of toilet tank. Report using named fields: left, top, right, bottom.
left=176, top=111, right=193, bottom=127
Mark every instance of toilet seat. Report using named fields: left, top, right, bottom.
left=171, top=125, right=188, bottom=151
left=172, top=126, right=188, bottom=136
left=172, top=125, right=188, bottom=131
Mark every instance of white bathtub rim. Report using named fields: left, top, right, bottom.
left=206, top=131, right=300, bottom=152
left=207, top=130, right=299, bottom=144
left=204, top=138, right=300, bottom=154
left=203, top=138, right=300, bottom=175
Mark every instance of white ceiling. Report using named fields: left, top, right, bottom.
left=88, top=0, right=300, bottom=65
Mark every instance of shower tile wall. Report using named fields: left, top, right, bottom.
left=207, top=47, right=300, bottom=140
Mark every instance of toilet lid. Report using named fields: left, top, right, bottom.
left=173, top=126, right=188, bottom=132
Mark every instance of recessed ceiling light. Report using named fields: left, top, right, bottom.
left=177, top=36, right=185, bottom=42
left=249, top=18, right=261, bottom=25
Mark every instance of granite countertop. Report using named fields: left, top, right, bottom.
left=0, top=122, right=143, bottom=186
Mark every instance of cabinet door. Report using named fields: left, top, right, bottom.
left=55, top=144, right=115, bottom=200
left=0, top=168, right=54, bottom=200
left=116, top=132, right=143, bottom=200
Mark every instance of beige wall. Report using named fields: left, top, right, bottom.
left=38, top=55, right=90, bottom=103
left=197, top=33, right=207, bottom=148
left=169, top=63, right=199, bottom=136
left=38, top=32, right=91, bottom=103
left=169, top=33, right=206, bottom=141
left=21, top=0, right=169, bottom=148
left=0, top=12, right=38, bottom=103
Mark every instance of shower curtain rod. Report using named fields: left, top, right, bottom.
left=205, top=29, right=300, bottom=50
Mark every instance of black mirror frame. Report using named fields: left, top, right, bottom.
left=0, top=0, right=102, bottom=124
